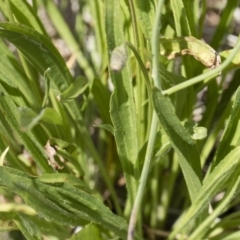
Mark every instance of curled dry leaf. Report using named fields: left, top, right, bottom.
left=160, top=36, right=221, bottom=70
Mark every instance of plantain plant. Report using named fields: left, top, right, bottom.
left=0, top=0, right=240, bottom=239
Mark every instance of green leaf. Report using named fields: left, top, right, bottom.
left=93, top=124, right=114, bottom=135
left=210, top=0, right=239, bottom=49
left=70, top=223, right=103, bottom=240
left=169, top=147, right=240, bottom=239
left=38, top=173, right=89, bottom=189
left=35, top=107, right=63, bottom=126
left=91, top=79, right=111, bottom=124
left=191, top=127, right=207, bottom=140
left=0, top=40, right=38, bottom=107
left=182, top=0, right=197, bottom=36
left=0, top=83, right=52, bottom=172
left=214, top=69, right=240, bottom=120
left=134, top=0, right=156, bottom=40
left=0, top=22, right=73, bottom=93
left=214, top=232, right=240, bottom=240
left=211, top=87, right=240, bottom=170
left=88, top=0, right=108, bottom=71
left=29, top=216, right=71, bottom=239
left=159, top=66, right=191, bottom=119
left=153, top=131, right=172, bottom=163
left=170, top=0, right=191, bottom=36
left=152, top=87, right=202, bottom=201
left=18, top=107, right=63, bottom=131
left=14, top=213, right=43, bottom=240
left=105, top=0, right=139, bottom=204
left=41, top=0, right=94, bottom=80
left=59, top=76, right=89, bottom=102
left=198, top=80, right=219, bottom=136
left=220, top=49, right=240, bottom=72
left=188, top=176, right=240, bottom=240
left=0, top=0, right=7, bottom=16
left=48, top=138, right=76, bottom=151
left=0, top=166, right=128, bottom=239
left=8, top=0, right=47, bottom=35
left=184, top=122, right=207, bottom=140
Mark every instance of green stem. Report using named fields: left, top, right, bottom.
left=127, top=1, right=164, bottom=239
left=163, top=36, right=240, bottom=96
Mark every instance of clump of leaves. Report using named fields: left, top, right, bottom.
left=0, top=0, right=240, bottom=240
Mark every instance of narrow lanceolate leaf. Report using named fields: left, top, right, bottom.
left=0, top=22, right=73, bottom=93
left=169, top=147, right=240, bottom=240
left=152, top=87, right=202, bottom=202
left=105, top=0, right=139, bottom=203
left=210, top=87, right=240, bottom=170
left=0, top=166, right=128, bottom=239
left=0, top=83, right=52, bottom=172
